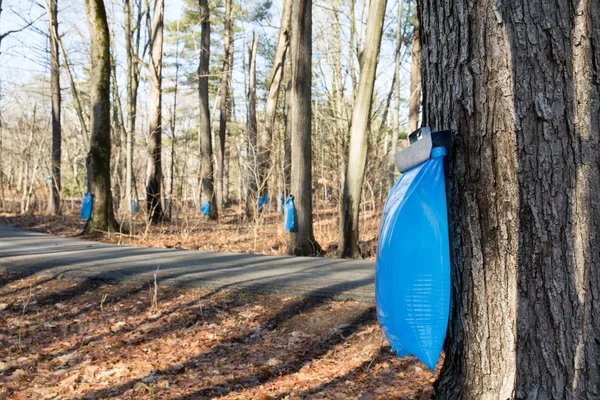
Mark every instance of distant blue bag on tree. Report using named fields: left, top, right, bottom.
left=280, top=193, right=285, bottom=213
left=284, top=195, right=296, bottom=232
left=131, top=200, right=137, bottom=213
left=81, top=193, right=93, bottom=220
left=257, top=196, right=264, bottom=212
left=376, top=128, right=452, bottom=371
left=201, top=201, right=210, bottom=216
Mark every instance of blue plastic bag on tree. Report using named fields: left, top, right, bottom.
left=376, top=146, right=450, bottom=371
left=284, top=195, right=296, bottom=232
left=280, top=194, right=285, bottom=213
left=257, top=196, right=264, bottom=212
left=81, top=193, right=93, bottom=220
left=201, top=201, right=210, bottom=216
left=131, top=200, right=137, bottom=213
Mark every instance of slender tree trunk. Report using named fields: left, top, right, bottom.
left=47, top=0, right=61, bottom=215
left=388, top=0, right=403, bottom=190
left=145, top=0, right=164, bottom=223
left=283, top=54, right=292, bottom=197
left=339, top=0, right=387, bottom=259
left=198, top=0, right=217, bottom=219
left=215, top=0, right=232, bottom=213
left=259, top=0, right=292, bottom=198
left=287, top=0, right=320, bottom=256
left=83, top=0, right=117, bottom=234
left=414, top=0, right=600, bottom=398
left=408, top=12, right=420, bottom=133
left=245, top=33, right=259, bottom=219
left=123, top=0, right=142, bottom=221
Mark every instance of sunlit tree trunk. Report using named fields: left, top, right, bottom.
left=259, top=0, right=292, bottom=199
left=416, top=0, right=600, bottom=397
left=46, top=0, right=61, bottom=215
left=83, top=0, right=117, bottom=234
left=287, top=0, right=320, bottom=256
left=145, top=0, right=164, bottom=223
left=339, top=0, right=388, bottom=259
left=198, top=0, right=217, bottom=219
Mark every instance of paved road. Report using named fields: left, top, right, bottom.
left=0, top=225, right=375, bottom=302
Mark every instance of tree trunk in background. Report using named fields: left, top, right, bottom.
left=47, top=0, right=61, bottom=215
left=259, top=0, right=292, bottom=199
left=415, top=0, right=600, bottom=397
left=146, top=0, right=164, bottom=223
left=388, top=0, right=402, bottom=190
left=215, top=0, right=232, bottom=213
left=283, top=54, right=292, bottom=197
left=339, top=0, right=387, bottom=259
left=198, top=0, right=217, bottom=220
left=83, top=0, right=117, bottom=234
left=245, top=33, right=259, bottom=219
left=123, top=0, right=142, bottom=219
left=287, top=0, right=320, bottom=256
left=408, top=12, right=420, bottom=133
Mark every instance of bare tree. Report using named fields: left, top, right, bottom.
left=198, top=0, right=217, bottom=219
left=145, top=0, right=165, bottom=223
left=45, top=0, right=61, bottom=215
left=215, top=0, right=232, bottom=213
left=259, top=0, right=292, bottom=199
left=388, top=0, right=403, bottom=189
left=287, top=0, right=320, bottom=256
left=339, top=0, right=388, bottom=258
left=245, top=33, right=259, bottom=219
left=83, top=0, right=117, bottom=234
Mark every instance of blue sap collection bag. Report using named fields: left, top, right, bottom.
left=376, top=142, right=451, bottom=371
left=201, top=201, right=210, bottom=216
left=81, top=193, right=93, bottom=220
left=283, top=195, right=295, bottom=232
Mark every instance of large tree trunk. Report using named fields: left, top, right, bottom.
left=198, top=0, right=217, bottom=219
left=83, top=0, right=117, bottom=234
left=416, top=0, right=600, bottom=398
left=215, top=0, right=232, bottom=213
left=145, top=0, right=164, bottom=223
left=259, top=0, right=292, bottom=199
left=245, top=33, right=259, bottom=219
left=408, top=13, right=420, bottom=133
left=287, top=0, right=320, bottom=256
left=283, top=54, right=292, bottom=197
left=339, top=0, right=388, bottom=259
left=47, top=0, right=61, bottom=215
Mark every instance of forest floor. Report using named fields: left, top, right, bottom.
left=0, top=272, right=438, bottom=399
left=0, top=204, right=382, bottom=260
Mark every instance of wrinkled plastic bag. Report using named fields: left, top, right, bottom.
left=284, top=195, right=296, bottom=232
left=201, top=201, right=210, bottom=216
left=375, top=147, right=450, bottom=371
left=81, top=193, right=93, bottom=220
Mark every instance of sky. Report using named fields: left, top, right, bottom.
left=0, top=0, right=412, bottom=132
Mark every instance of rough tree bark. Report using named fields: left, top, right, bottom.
left=83, top=0, right=117, bottom=234
left=416, top=0, right=600, bottom=398
left=408, top=11, right=420, bottom=133
left=258, top=0, right=292, bottom=199
left=287, top=0, right=320, bottom=256
left=198, top=0, right=217, bottom=219
left=46, top=0, right=61, bottom=215
left=215, top=0, right=232, bottom=213
left=245, top=33, right=259, bottom=219
left=339, top=0, right=388, bottom=259
left=145, top=0, right=164, bottom=223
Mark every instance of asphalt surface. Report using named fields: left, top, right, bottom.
left=0, top=224, right=376, bottom=302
